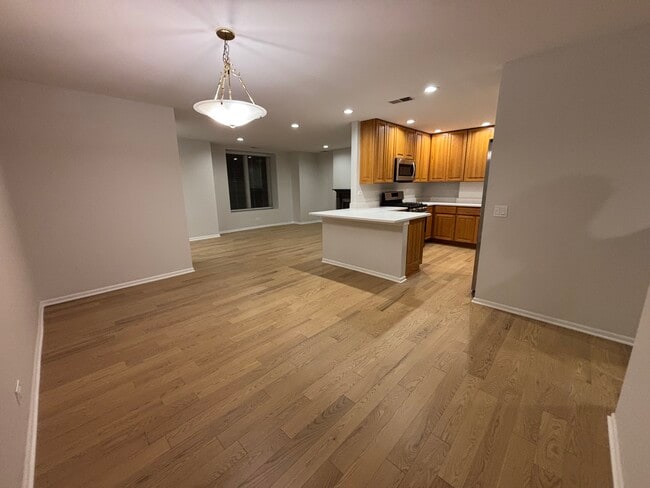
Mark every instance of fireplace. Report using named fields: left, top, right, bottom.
left=333, top=189, right=351, bottom=209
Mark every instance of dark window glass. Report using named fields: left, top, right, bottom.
left=226, top=154, right=248, bottom=210
left=247, top=156, right=269, bottom=208
left=226, top=153, right=272, bottom=210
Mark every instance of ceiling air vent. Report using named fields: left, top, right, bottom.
left=388, top=96, right=414, bottom=104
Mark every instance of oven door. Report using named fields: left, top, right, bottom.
left=394, top=159, right=416, bottom=182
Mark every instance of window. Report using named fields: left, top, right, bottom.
left=226, top=153, right=272, bottom=210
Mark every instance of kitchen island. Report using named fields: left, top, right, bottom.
left=309, top=207, right=427, bottom=283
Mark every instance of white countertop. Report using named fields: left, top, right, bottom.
left=310, top=207, right=428, bottom=224
left=420, top=201, right=482, bottom=208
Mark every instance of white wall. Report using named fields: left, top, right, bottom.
left=289, top=153, right=301, bottom=223
left=296, top=152, right=335, bottom=222
left=178, top=138, right=220, bottom=239
left=0, top=78, right=193, bottom=301
left=615, top=285, right=650, bottom=488
left=211, top=144, right=295, bottom=232
left=475, top=26, right=650, bottom=342
left=332, top=148, right=351, bottom=189
left=317, top=152, right=336, bottom=212
left=0, top=165, right=40, bottom=488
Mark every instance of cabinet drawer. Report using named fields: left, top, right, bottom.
left=433, top=206, right=457, bottom=214
left=457, top=207, right=481, bottom=216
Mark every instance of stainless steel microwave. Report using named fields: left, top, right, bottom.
left=394, top=158, right=416, bottom=182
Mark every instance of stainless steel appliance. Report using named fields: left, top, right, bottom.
left=380, top=191, right=427, bottom=212
left=394, top=158, right=416, bottom=182
left=471, top=139, right=493, bottom=296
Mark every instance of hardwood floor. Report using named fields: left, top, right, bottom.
left=36, top=223, right=630, bottom=487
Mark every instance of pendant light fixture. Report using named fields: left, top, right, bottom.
left=193, top=28, right=267, bottom=128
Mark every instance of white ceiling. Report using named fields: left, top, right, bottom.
left=1, top=1, right=650, bottom=152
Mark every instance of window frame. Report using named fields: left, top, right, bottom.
left=225, top=151, right=274, bottom=212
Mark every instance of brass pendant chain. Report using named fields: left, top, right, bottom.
left=213, top=39, right=256, bottom=105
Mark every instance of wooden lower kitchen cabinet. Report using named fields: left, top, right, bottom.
left=455, top=207, right=481, bottom=244
left=406, top=218, right=425, bottom=275
left=433, top=215, right=456, bottom=241
left=432, top=206, right=457, bottom=241
left=430, top=206, right=481, bottom=245
left=454, top=215, right=480, bottom=243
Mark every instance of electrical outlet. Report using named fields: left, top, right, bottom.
left=493, top=205, right=508, bottom=218
left=15, top=379, right=23, bottom=405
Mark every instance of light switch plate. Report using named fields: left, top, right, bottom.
left=493, top=205, right=508, bottom=218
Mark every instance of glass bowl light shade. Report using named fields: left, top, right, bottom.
left=193, top=99, right=267, bottom=128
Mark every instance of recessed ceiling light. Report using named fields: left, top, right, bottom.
left=481, top=121, right=491, bottom=127
left=343, top=108, right=353, bottom=115
left=323, top=145, right=329, bottom=149
left=434, top=129, right=442, bottom=133
left=424, top=85, right=438, bottom=94
left=291, top=123, right=300, bottom=129
left=236, top=137, right=244, bottom=142
left=406, top=119, right=415, bottom=125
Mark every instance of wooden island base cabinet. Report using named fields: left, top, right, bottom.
left=427, top=206, right=481, bottom=245
left=309, top=208, right=427, bottom=282
left=406, top=217, right=425, bottom=275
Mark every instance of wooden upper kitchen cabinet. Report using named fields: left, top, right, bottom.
left=446, top=130, right=468, bottom=181
left=382, top=121, right=396, bottom=182
left=414, top=131, right=431, bottom=182
left=395, top=125, right=416, bottom=159
left=359, top=119, right=376, bottom=184
left=358, top=119, right=493, bottom=184
left=463, top=126, right=494, bottom=181
left=429, top=133, right=448, bottom=182
left=359, top=119, right=393, bottom=184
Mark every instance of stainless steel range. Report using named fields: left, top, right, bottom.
left=379, top=191, right=428, bottom=212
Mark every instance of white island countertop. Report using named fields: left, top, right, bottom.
left=310, top=207, right=427, bottom=224
left=420, top=201, right=482, bottom=208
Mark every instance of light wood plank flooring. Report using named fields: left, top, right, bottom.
left=36, top=223, right=630, bottom=487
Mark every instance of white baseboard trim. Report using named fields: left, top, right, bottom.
left=22, top=304, right=44, bottom=488
left=471, top=297, right=634, bottom=345
left=321, top=258, right=406, bottom=283
left=219, top=221, right=295, bottom=234
left=294, top=220, right=320, bottom=225
left=40, top=267, right=195, bottom=308
left=608, top=414, right=625, bottom=488
left=189, top=233, right=221, bottom=242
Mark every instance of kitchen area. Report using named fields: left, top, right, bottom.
left=312, top=118, right=492, bottom=283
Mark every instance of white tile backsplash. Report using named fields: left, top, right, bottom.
left=458, top=182, right=484, bottom=202
left=353, top=181, right=483, bottom=207
left=352, top=182, right=460, bottom=207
